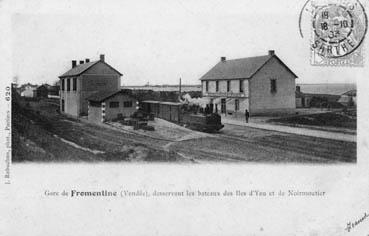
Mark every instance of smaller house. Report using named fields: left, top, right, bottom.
left=338, top=90, right=356, bottom=107
left=20, top=83, right=38, bottom=97
left=87, top=89, right=138, bottom=123
left=35, top=84, right=50, bottom=98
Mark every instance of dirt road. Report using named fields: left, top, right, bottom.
left=169, top=125, right=356, bottom=163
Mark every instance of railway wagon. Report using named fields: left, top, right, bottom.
left=141, top=100, right=224, bottom=132
left=141, top=100, right=181, bottom=122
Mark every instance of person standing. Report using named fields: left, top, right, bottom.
left=245, top=109, right=250, bottom=123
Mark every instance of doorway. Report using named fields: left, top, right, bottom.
left=221, top=99, right=226, bottom=114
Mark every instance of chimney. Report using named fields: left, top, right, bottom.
left=72, top=60, right=77, bottom=68
left=85, top=58, right=90, bottom=63
left=221, top=57, right=226, bottom=62
left=268, top=50, right=275, bottom=56
left=79, top=60, right=84, bottom=64
left=296, top=86, right=301, bottom=92
left=100, top=54, right=105, bottom=62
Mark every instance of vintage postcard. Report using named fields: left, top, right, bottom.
left=1, top=0, right=369, bottom=235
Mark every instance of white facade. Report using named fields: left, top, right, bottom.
left=201, top=55, right=297, bottom=116
left=202, top=79, right=250, bottom=117
left=21, top=86, right=37, bottom=97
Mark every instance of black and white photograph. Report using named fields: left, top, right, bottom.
left=11, top=8, right=358, bottom=164
left=2, top=0, right=369, bottom=235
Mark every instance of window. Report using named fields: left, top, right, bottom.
left=123, top=101, right=133, bottom=107
left=270, top=79, right=277, bottom=93
left=227, top=81, right=230, bottom=92
left=235, top=99, right=239, bottom=111
left=61, top=99, right=65, bottom=112
left=61, top=79, right=65, bottom=91
left=67, top=79, right=70, bottom=91
left=73, top=78, right=77, bottom=91
left=221, top=98, right=226, bottom=113
left=216, top=81, right=219, bottom=92
left=109, top=101, right=119, bottom=108
left=205, top=81, right=209, bottom=92
left=239, top=80, right=244, bottom=93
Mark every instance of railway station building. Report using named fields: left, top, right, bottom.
left=87, top=90, right=138, bottom=123
left=59, top=54, right=122, bottom=117
left=200, top=50, right=298, bottom=116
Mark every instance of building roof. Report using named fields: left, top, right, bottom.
left=342, top=89, right=356, bottom=96
left=20, top=83, right=38, bottom=89
left=48, top=85, right=60, bottom=91
left=338, top=95, right=353, bottom=104
left=199, top=54, right=297, bottom=81
left=36, top=84, right=51, bottom=89
left=59, top=60, right=122, bottom=78
left=87, top=90, right=136, bottom=102
left=141, top=100, right=160, bottom=104
left=142, top=100, right=182, bottom=106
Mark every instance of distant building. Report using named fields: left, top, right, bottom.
left=200, top=50, right=298, bottom=116
left=58, top=54, right=122, bottom=117
left=295, top=86, right=312, bottom=108
left=87, top=90, right=138, bottom=123
left=295, top=85, right=341, bottom=108
left=20, top=83, right=38, bottom=97
left=338, top=90, right=356, bottom=107
left=35, top=84, right=49, bottom=98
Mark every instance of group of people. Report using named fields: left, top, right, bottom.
left=203, top=104, right=250, bottom=123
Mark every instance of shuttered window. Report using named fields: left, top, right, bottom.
left=239, top=80, right=244, bottom=93
left=73, top=78, right=77, bottom=91
left=270, top=79, right=277, bottom=93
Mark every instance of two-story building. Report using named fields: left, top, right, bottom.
left=200, top=50, right=297, bottom=116
left=59, top=54, right=122, bottom=117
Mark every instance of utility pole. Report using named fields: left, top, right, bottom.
left=179, top=77, right=182, bottom=95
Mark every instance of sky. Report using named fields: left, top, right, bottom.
left=10, top=0, right=366, bottom=86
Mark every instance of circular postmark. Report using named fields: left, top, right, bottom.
left=310, top=0, right=367, bottom=58
left=313, top=5, right=355, bottom=45
left=299, top=0, right=368, bottom=61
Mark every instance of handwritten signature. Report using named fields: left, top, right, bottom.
left=345, top=212, right=369, bottom=233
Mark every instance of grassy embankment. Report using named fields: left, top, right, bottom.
left=12, top=95, right=179, bottom=162
left=268, top=111, right=356, bottom=130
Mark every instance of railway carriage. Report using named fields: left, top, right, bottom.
left=141, top=100, right=224, bottom=132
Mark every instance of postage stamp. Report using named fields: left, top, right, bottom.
left=309, top=0, right=367, bottom=66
